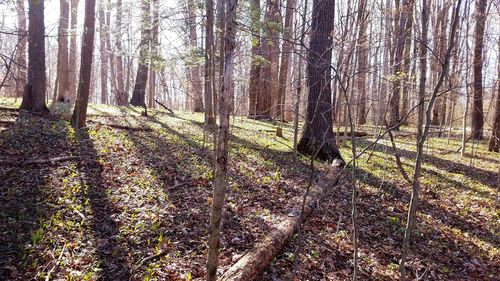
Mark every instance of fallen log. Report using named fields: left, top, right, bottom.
left=220, top=160, right=344, bottom=281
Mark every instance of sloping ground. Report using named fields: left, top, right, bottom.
left=263, top=137, right=499, bottom=280
left=1, top=98, right=498, bottom=280
left=0, top=100, right=322, bottom=280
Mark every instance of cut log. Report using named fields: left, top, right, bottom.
left=220, top=160, right=344, bottom=281
left=155, top=99, right=174, bottom=114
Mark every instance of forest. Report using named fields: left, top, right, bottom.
left=0, top=0, right=499, bottom=280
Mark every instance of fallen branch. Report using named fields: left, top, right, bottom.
left=154, top=99, right=174, bottom=114
left=89, top=121, right=153, bottom=132
left=220, top=160, right=344, bottom=281
left=0, top=156, right=81, bottom=166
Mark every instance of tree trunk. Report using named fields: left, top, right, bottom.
left=247, top=0, right=261, bottom=119
left=400, top=3, right=414, bottom=123
left=187, top=0, right=204, bottom=112
left=488, top=37, right=500, bottom=152
left=399, top=1, right=461, bottom=279
left=297, top=0, right=343, bottom=162
left=68, top=0, right=79, bottom=101
left=148, top=0, right=159, bottom=108
left=471, top=0, right=487, bottom=140
left=115, top=0, right=126, bottom=105
left=206, top=0, right=238, bottom=279
left=257, top=0, right=280, bottom=119
left=20, top=0, right=48, bottom=113
left=276, top=0, right=295, bottom=121
left=356, top=0, right=368, bottom=125
left=98, top=0, right=109, bottom=104
left=15, top=0, right=27, bottom=98
left=130, top=0, right=150, bottom=107
left=71, top=0, right=96, bottom=128
left=204, top=0, right=215, bottom=126
left=56, top=0, right=70, bottom=102
left=388, top=0, right=415, bottom=130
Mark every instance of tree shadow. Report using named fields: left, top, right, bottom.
left=357, top=139, right=497, bottom=190
left=356, top=166, right=499, bottom=259
left=74, top=129, right=131, bottom=280
left=0, top=112, right=70, bottom=279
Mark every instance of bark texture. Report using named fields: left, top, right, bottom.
left=71, top=0, right=96, bottom=128
left=471, top=0, right=487, bottom=140
left=130, top=0, right=150, bottom=107
left=297, top=0, right=342, bottom=161
left=20, top=0, right=48, bottom=113
left=15, top=0, right=27, bottom=98
left=488, top=37, right=500, bottom=152
left=206, top=0, right=238, bottom=279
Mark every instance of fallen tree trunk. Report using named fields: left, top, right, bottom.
left=220, top=160, right=344, bottom=281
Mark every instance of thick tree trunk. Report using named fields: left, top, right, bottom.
left=471, top=0, right=487, bottom=140
left=297, top=0, right=342, bottom=162
left=206, top=0, right=238, bottom=279
left=130, top=0, right=150, bottom=107
left=71, top=0, right=96, bottom=128
left=276, top=0, right=295, bottom=121
left=15, top=0, right=27, bottom=98
left=68, top=0, right=79, bottom=101
left=20, top=0, right=49, bottom=113
left=204, top=0, right=215, bottom=126
left=247, top=0, right=261, bottom=118
left=98, top=0, right=109, bottom=104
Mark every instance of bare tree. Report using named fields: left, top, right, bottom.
left=399, top=0, right=462, bottom=278
left=276, top=0, right=295, bottom=121
left=471, top=0, right=487, bottom=140
left=186, top=0, right=204, bottom=112
left=130, top=0, right=151, bottom=108
left=247, top=0, right=261, bottom=119
left=206, top=0, right=238, bottom=279
left=15, top=0, right=27, bottom=98
left=204, top=0, right=215, bottom=126
left=20, top=0, right=49, bottom=113
left=71, top=0, right=97, bottom=128
left=488, top=36, right=500, bottom=152
left=98, top=0, right=109, bottom=104
left=68, top=0, right=79, bottom=101
left=297, top=0, right=342, bottom=161
left=388, top=0, right=415, bottom=130
left=115, top=0, right=126, bottom=105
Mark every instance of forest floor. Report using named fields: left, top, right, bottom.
left=0, top=98, right=498, bottom=281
